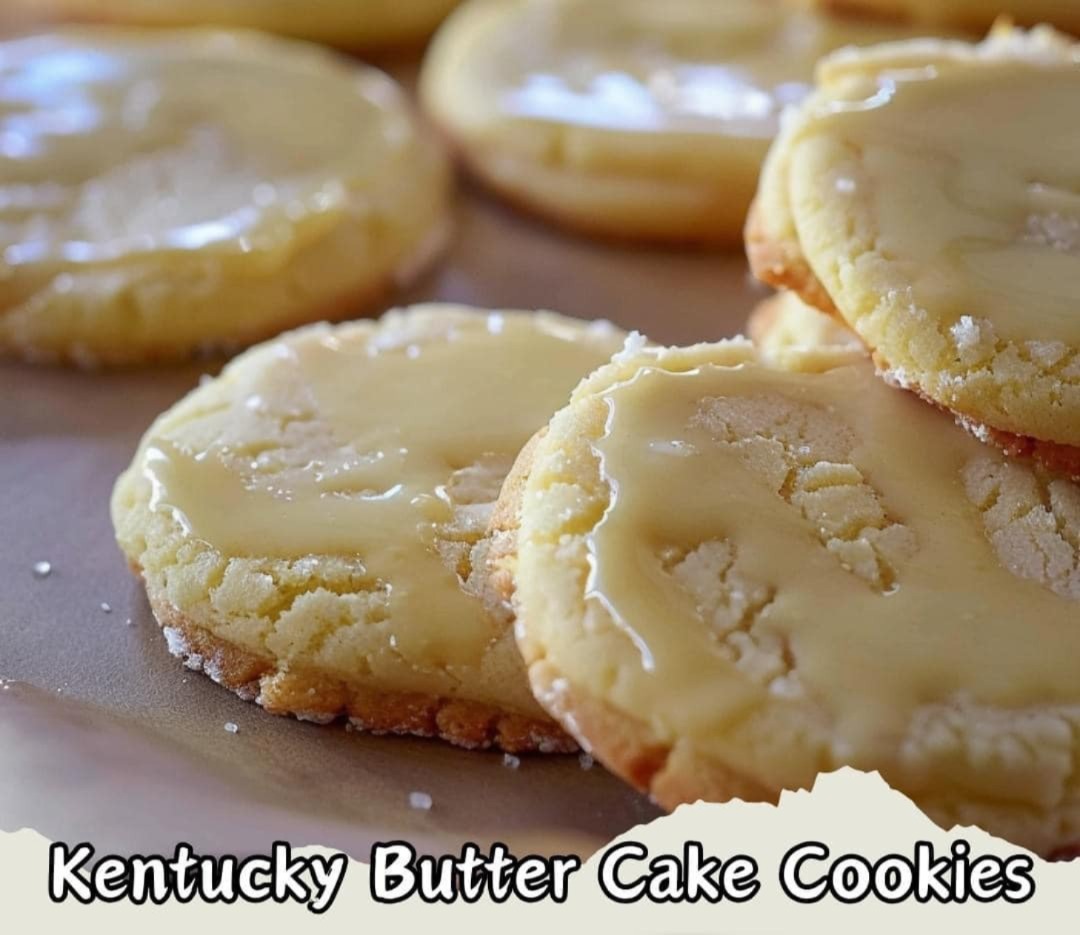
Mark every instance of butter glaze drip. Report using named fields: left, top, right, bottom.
left=137, top=310, right=625, bottom=670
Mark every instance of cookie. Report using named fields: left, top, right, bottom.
left=798, top=0, right=1080, bottom=36
left=0, top=30, right=450, bottom=367
left=111, top=305, right=626, bottom=752
left=420, top=0, right=944, bottom=245
left=747, top=26, right=1080, bottom=476
left=8, top=0, right=460, bottom=48
left=501, top=337, right=1080, bottom=854
left=747, top=291, right=864, bottom=369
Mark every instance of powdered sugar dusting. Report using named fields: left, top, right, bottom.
left=1024, top=210, right=1080, bottom=254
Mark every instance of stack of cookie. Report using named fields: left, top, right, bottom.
left=25, top=4, right=1064, bottom=857
left=489, top=24, right=1078, bottom=856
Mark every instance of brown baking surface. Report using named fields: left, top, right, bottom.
left=0, top=51, right=765, bottom=858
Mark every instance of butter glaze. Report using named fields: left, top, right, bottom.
left=588, top=360, right=1080, bottom=755
left=134, top=309, right=625, bottom=670
left=794, top=58, right=1080, bottom=345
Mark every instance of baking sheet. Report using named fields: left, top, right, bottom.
left=0, top=49, right=767, bottom=860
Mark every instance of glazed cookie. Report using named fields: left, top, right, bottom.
left=8, top=0, right=461, bottom=48
left=112, top=305, right=625, bottom=751
left=503, top=338, right=1080, bottom=854
left=747, top=27, right=1080, bottom=475
left=0, top=30, right=450, bottom=366
left=797, top=0, right=1080, bottom=36
left=747, top=291, right=863, bottom=368
left=420, top=0, right=944, bottom=245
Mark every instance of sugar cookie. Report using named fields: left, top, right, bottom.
left=747, top=292, right=863, bottom=368
left=8, top=0, right=460, bottom=48
left=748, top=27, right=1080, bottom=475
left=112, top=305, right=625, bottom=751
left=0, top=30, right=450, bottom=366
left=502, top=338, right=1080, bottom=854
left=420, top=0, right=942, bottom=245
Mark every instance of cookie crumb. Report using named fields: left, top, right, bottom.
left=578, top=752, right=595, bottom=771
left=224, top=722, right=239, bottom=734
left=502, top=753, right=521, bottom=769
left=100, top=602, right=112, bottom=614
left=408, top=791, right=433, bottom=811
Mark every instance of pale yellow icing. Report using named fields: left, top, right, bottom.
left=135, top=309, right=625, bottom=670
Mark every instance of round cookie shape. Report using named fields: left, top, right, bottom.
left=8, top=0, right=461, bottom=49
left=747, top=27, right=1080, bottom=459
left=508, top=339, right=1080, bottom=854
left=112, top=304, right=626, bottom=752
left=800, top=0, right=1080, bottom=36
left=420, top=0, right=943, bottom=245
left=0, top=29, right=450, bottom=366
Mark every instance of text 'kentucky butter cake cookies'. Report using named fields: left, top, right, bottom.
left=112, top=306, right=626, bottom=752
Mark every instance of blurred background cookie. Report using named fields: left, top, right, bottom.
left=0, top=29, right=450, bottom=366
left=747, top=291, right=863, bottom=369
left=796, top=0, right=1080, bottom=35
left=503, top=338, right=1080, bottom=854
left=748, top=26, right=1080, bottom=476
left=420, top=0, right=958, bottom=246
left=6, top=0, right=462, bottom=49
left=112, top=304, right=625, bottom=752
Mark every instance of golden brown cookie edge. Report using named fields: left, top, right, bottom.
left=138, top=564, right=576, bottom=754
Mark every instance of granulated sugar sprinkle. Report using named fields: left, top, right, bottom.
left=408, top=791, right=433, bottom=811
